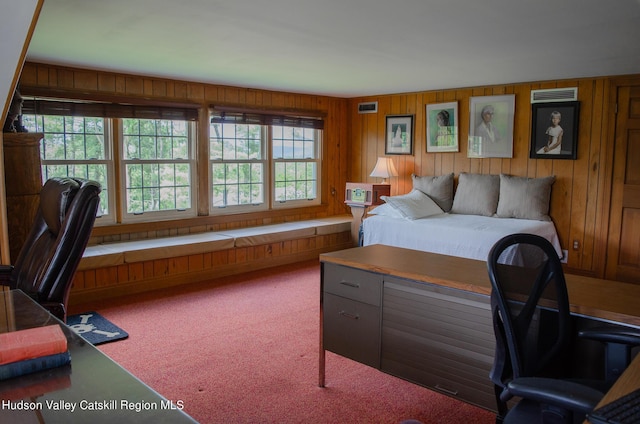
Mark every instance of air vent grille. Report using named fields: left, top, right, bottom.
left=531, top=88, right=578, bottom=103
left=358, top=102, right=378, bottom=114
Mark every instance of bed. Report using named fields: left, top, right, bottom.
left=361, top=172, right=563, bottom=262
left=363, top=213, right=562, bottom=261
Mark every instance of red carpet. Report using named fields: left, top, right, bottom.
left=69, top=260, right=495, bottom=424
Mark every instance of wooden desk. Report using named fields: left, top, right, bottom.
left=321, top=244, right=640, bottom=326
left=319, top=245, right=640, bottom=412
left=595, top=353, right=640, bottom=408
left=0, top=290, right=198, bottom=423
left=582, top=354, right=640, bottom=423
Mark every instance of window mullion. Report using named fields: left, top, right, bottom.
left=266, top=126, right=273, bottom=207
left=112, top=118, right=124, bottom=223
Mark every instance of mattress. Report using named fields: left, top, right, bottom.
left=362, top=213, right=563, bottom=262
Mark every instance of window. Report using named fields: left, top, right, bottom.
left=209, top=110, right=322, bottom=213
left=121, top=118, right=195, bottom=220
left=272, top=126, right=319, bottom=205
left=210, top=123, right=266, bottom=211
left=22, top=114, right=113, bottom=219
left=22, top=99, right=198, bottom=224
left=22, top=98, right=323, bottom=223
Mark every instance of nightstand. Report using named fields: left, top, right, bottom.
left=344, top=183, right=390, bottom=245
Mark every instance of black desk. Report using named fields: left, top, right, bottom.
left=0, top=290, right=198, bottom=423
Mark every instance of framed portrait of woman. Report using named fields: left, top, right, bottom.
left=468, top=95, right=515, bottom=158
left=426, top=102, right=458, bottom=153
left=385, top=115, right=414, bottom=155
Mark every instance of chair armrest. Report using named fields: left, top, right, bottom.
left=40, top=302, right=66, bottom=322
left=507, top=377, right=603, bottom=414
left=580, top=327, right=640, bottom=383
left=579, top=328, right=640, bottom=347
left=0, top=265, right=13, bottom=286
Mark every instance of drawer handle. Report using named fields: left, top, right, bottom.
left=339, top=311, right=359, bottom=320
left=435, top=384, right=458, bottom=396
left=339, top=281, right=360, bottom=288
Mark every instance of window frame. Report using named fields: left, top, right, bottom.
left=23, top=114, right=116, bottom=225
left=118, top=118, right=198, bottom=223
left=22, top=102, right=199, bottom=225
left=208, top=120, right=322, bottom=215
left=209, top=122, right=270, bottom=215
left=270, top=126, right=322, bottom=209
left=22, top=97, right=327, bottom=225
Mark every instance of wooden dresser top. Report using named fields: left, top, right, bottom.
left=320, top=244, right=640, bottom=327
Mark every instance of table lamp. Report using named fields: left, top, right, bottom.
left=369, top=157, right=398, bottom=184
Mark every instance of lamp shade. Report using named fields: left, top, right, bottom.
left=369, top=157, right=398, bottom=183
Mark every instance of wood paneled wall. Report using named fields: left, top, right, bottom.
left=15, top=62, right=627, bottom=279
left=18, top=62, right=351, bottom=243
left=348, top=77, right=616, bottom=278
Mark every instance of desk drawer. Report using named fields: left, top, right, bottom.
left=381, top=276, right=495, bottom=410
left=323, top=263, right=382, bottom=306
left=323, top=293, right=381, bottom=368
left=382, top=356, right=496, bottom=410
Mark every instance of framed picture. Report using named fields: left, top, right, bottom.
left=529, top=101, right=580, bottom=160
left=426, top=102, right=458, bottom=152
left=468, top=94, right=515, bottom=158
left=385, top=115, right=414, bottom=155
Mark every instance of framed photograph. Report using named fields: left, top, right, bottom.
left=530, top=101, right=580, bottom=160
left=426, top=102, right=458, bottom=152
left=468, top=94, right=515, bottom=158
left=385, top=115, right=414, bottom=155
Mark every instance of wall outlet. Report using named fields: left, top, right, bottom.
left=561, top=249, right=568, bottom=264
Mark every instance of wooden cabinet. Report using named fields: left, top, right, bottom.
left=2, top=132, right=44, bottom=262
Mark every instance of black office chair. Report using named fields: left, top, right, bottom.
left=487, top=233, right=640, bottom=424
left=0, top=177, right=101, bottom=322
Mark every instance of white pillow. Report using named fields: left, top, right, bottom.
left=368, top=203, right=403, bottom=218
left=381, top=190, right=444, bottom=220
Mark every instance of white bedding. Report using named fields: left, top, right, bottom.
left=362, top=213, right=563, bottom=262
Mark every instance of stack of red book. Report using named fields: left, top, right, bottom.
left=0, top=325, right=70, bottom=380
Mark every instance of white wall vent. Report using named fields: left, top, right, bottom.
left=531, top=87, right=578, bottom=103
left=358, top=101, right=378, bottom=114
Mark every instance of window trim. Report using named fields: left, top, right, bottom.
left=22, top=96, right=328, bottom=225
left=25, top=114, right=116, bottom=225
left=210, top=105, right=324, bottom=129
left=22, top=96, right=202, bottom=225
left=209, top=122, right=269, bottom=215
left=209, top=115, right=322, bottom=214
left=270, top=127, right=322, bottom=209
left=118, top=119, right=198, bottom=223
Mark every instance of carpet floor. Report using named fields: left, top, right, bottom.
left=68, top=260, right=496, bottom=424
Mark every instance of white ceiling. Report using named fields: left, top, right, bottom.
left=26, top=0, right=640, bottom=98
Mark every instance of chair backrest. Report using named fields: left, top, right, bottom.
left=487, top=233, right=572, bottom=392
left=10, top=177, right=101, bottom=310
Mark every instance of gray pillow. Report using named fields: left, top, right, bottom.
left=411, top=173, right=454, bottom=212
left=496, top=174, right=555, bottom=221
left=451, top=173, right=500, bottom=216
